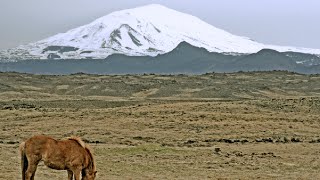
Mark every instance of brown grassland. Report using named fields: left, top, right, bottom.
left=0, top=71, right=320, bottom=179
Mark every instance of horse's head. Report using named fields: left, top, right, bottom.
left=82, top=170, right=97, bottom=180
left=81, top=144, right=97, bottom=180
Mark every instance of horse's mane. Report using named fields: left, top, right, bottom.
left=84, top=144, right=96, bottom=172
left=68, top=136, right=86, bottom=148
left=68, top=136, right=96, bottom=172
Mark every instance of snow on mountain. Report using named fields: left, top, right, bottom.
left=1, top=4, right=320, bottom=61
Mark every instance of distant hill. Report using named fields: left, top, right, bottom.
left=0, top=42, right=319, bottom=75
left=227, top=49, right=297, bottom=72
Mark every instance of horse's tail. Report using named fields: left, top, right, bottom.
left=19, top=142, right=28, bottom=180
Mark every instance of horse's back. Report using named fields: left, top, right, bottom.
left=24, top=135, right=56, bottom=155
left=25, top=135, right=55, bottom=144
left=25, top=135, right=86, bottom=155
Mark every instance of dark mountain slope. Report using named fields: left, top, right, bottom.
left=0, top=42, right=319, bottom=75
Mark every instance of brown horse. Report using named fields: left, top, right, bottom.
left=19, top=135, right=97, bottom=180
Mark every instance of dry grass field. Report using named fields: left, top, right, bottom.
left=1, top=71, right=320, bottom=179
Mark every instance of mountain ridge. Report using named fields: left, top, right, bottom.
left=1, top=41, right=319, bottom=75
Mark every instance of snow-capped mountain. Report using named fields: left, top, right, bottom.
left=1, top=4, right=320, bottom=61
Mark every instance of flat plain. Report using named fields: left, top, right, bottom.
left=1, top=71, right=320, bottom=179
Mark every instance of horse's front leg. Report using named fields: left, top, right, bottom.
left=67, top=170, right=73, bottom=180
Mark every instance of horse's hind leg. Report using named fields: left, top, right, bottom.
left=73, top=169, right=81, bottom=180
left=25, top=157, right=40, bottom=180
left=25, top=164, right=36, bottom=180
left=67, top=170, right=73, bottom=180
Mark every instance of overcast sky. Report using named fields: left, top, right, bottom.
left=0, top=0, right=319, bottom=50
